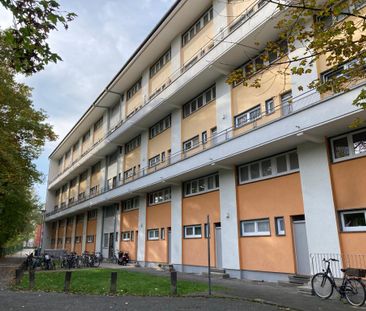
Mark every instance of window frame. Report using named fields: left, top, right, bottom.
left=275, top=217, right=286, bottom=236
left=330, top=128, right=366, bottom=162
left=234, top=104, right=261, bottom=128
left=183, top=135, right=200, bottom=151
left=150, top=49, right=171, bottom=78
left=125, top=135, right=141, bottom=154
left=122, top=197, right=139, bottom=212
left=127, top=79, right=142, bottom=101
left=240, top=218, right=271, bottom=237
left=182, top=85, right=216, bottom=118
left=147, top=229, right=160, bottom=241
left=86, top=235, right=94, bottom=243
left=148, top=187, right=171, bottom=206
left=340, top=209, right=366, bottom=232
left=184, top=173, right=219, bottom=197
left=149, top=115, right=171, bottom=139
left=121, top=231, right=131, bottom=241
left=149, top=154, right=161, bottom=168
left=183, top=225, right=202, bottom=239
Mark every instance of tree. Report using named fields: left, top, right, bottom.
left=0, top=62, right=56, bottom=251
left=226, top=0, right=366, bottom=110
left=0, top=0, right=76, bottom=74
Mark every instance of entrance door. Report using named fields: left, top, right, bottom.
left=109, top=233, right=114, bottom=259
left=293, top=219, right=311, bottom=275
left=215, top=224, right=223, bottom=269
left=168, top=228, right=172, bottom=264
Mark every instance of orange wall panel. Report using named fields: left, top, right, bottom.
left=120, top=209, right=139, bottom=260
left=86, top=219, right=96, bottom=253
left=237, top=173, right=304, bottom=273
left=182, top=191, right=220, bottom=267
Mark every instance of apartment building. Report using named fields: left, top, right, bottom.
left=43, top=0, right=366, bottom=281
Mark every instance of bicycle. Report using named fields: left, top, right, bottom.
left=311, top=258, right=366, bottom=307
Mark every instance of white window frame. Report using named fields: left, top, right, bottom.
left=183, top=85, right=216, bottom=118
left=86, top=235, right=94, bottom=243
left=238, top=151, right=299, bottom=184
left=183, top=135, right=200, bottom=151
left=122, top=197, right=139, bottom=211
left=147, top=229, right=159, bottom=240
left=281, top=91, right=293, bottom=116
left=184, top=225, right=202, bottom=238
left=275, top=217, right=285, bottom=236
left=148, top=188, right=171, bottom=205
left=330, top=128, right=366, bottom=162
left=265, top=98, right=275, bottom=115
left=149, top=115, right=171, bottom=139
left=340, top=210, right=366, bottom=232
left=234, top=105, right=261, bottom=128
left=184, top=173, right=219, bottom=197
left=125, top=135, right=141, bottom=154
left=121, top=231, right=131, bottom=241
left=241, top=219, right=270, bottom=237
left=150, top=49, right=171, bottom=78
left=103, top=233, right=109, bottom=248
left=149, top=155, right=161, bottom=168
left=182, top=7, right=213, bottom=46
left=127, top=79, right=142, bottom=100
left=161, top=228, right=165, bottom=240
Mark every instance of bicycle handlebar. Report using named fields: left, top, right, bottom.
left=323, top=258, right=339, bottom=262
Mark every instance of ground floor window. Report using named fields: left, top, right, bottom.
left=121, top=231, right=131, bottom=241
left=86, top=235, right=94, bottom=243
left=184, top=225, right=202, bottom=238
left=340, top=210, right=366, bottom=232
left=275, top=217, right=285, bottom=236
left=147, top=229, right=159, bottom=240
left=240, top=219, right=270, bottom=236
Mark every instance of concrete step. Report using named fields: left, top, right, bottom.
left=277, top=281, right=302, bottom=288
left=288, top=274, right=311, bottom=285
left=201, top=271, right=230, bottom=279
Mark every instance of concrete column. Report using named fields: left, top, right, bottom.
left=116, top=149, right=123, bottom=183
left=54, top=220, right=59, bottom=250
left=77, top=137, right=83, bottom=159
left=140, top=131, right=149, bottom=174
left=171, top=185, right=182, bottom=270
left=48, top=159, right=59, bottom=184
left=218, top=169, right=240, bottom=277
left=137, top=195, right=147, bottom=263
left=41, top=222, right=51, bottom=251
left=90, top=124, right=95, bottom=145
left=81, top=211, right=88, bottom=253
left=62, top=220, right=67, bottom=249
left=71, top=215, right=77, bottom=252
left=141, top=68, right=150, bottom=105
left=297, top=142, right=341, bottom=262
left=213, top=0, right=228, bottom=39
left=103, top=109, right=109, bottom=135
left=45, top=190, right=56, bottom=213
left=120, top=93, right=126, bottom=121
left=171, top=35, right=182, bottom=75
left=215, top=76, right=233, bottom=135
left=95, top=207, right=104, bottom=253
left=86, top=167, right=92, bottom=196
left=170, top=109, right=182, bottom=162
left=61, top=154, right=66, bottom=173
left=100, top=157, right=108, bottom=190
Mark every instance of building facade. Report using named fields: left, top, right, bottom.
left=43, top=0, right=366, bottom=281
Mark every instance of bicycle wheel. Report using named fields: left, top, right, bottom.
left=311, top=273, right=333, bottom=299
left=345, top=278, right=366, bottom=307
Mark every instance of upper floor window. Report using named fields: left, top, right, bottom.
left=182, top=7, right=213, bottom=47
left=234, top=105, right=261, bottom=128
left=184, top=173, right=219, bottom=197
left=331, top=128, right=366, bottom=161
left=321, top=58, right=363, bottom=85
left=122, top=197, right=139, bottom=211
left=149, top=115, right=171, bottom=139
left=150, top=49, right=171, bottom=78
left=238, top=150, right=299, bottom=184
left=82, top=130, right=90, bottom=143
left=125, top=135, right=141, bottom=154
left=183, top=85, right=216, bottom=118
left=149, top=155, right=160, bottom=168
left=87, top=209, right=97, bottom=220
left=91, top=162, right=101, bottom=175
left=127, top=79, right=142, bottom=101
left=76, top=214, right=84, bottom=224
left=281, top=91, right=293, bottom=116
left=183, top=135, right=199, bottom=151
left=94, top=117, right=103, bottom=131
left=148, top=187, right=171, bottom=205
left=265, top=98, right=275, bottom=114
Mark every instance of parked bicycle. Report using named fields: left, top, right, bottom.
left=311, top=258, right=366, bottom=306
left=81, top=251, right=103, bottom=267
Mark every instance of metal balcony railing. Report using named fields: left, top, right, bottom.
left=48, top=0, right=270, bottom=185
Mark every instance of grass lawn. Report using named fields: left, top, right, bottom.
left=15, top=269, right=221, bottom=296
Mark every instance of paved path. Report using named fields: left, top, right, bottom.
left=0, top=290, right=278, bottom=311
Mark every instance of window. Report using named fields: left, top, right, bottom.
left=161, top=151, right=166, bottom=162
left=87, top=210, right=97, bottom=220
left=275, top=217, right=285, bottom=235
left=182, top=7, right=213, bottom=46
left=148, top=188, right=171, bottom=205
left=76, top=215, right=84, bottom=224
left=331, top=128, right=366, bottom=161
left=183, top=85, right=216, bottom=118
left=161, top=228, right=165, bottom=240
left=265, top=98, right=275, bottom=114
left=103, top=233, right=108, bottom=248
left=150, top=49, right=171, bottom=77
left=123, top=168, right=135, bottom=180
left=127, top=79, right=142, bottom=100
left=147, top=229, right=159, bottom=240
left=281, top=91, right=293, bottom=116
left=122, top=197, right=139, bottom=211
left=125, top=135, right=141, bottom=154
left=241, top=219, right=270, bottom=236
left=184, top=173, right=219, bottom=196
left=234, top=105, right=261, bottom=128
left=238, top=151, right=299, bottom=184
left=75, top=236, right=81, bottom=244
left=184, top=225, right=202, bottom=238
left=94, top=117, right=103, bottom=131
left=340, top=210, right=366, bottom=232
left=86, top=235, right=94, bottom=243
left=65, top=237, right=71, bottom=244
left=149, top=155, right=160, bottom=167
left=202, top=131, right=207, bottom=144
left=149, top=115, right=171, bottom=138
left=183, top=135, right=199, bottom=151
left=121, top=231, right=131, bottom=241
left=321, top=58, right=362, bottom=85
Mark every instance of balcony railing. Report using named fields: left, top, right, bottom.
left=48, top=0, right=270, bottom=185
left=46, top=84, right=340, bottom=218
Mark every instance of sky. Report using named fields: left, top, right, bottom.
left=0, top=0, right=176, bottom=203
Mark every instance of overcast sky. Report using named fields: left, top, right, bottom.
left=0, top=0, right=175, bottom=203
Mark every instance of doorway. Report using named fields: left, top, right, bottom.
left=215, top=223, right=222, bottom=269
left=167, top=227, right=172, bottom=264
left=108, top=233, right=114, bottom=259
left=292, top=216, right=311, bottom=275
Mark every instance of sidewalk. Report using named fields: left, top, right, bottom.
left=100, top=263, right=364, bottom=311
